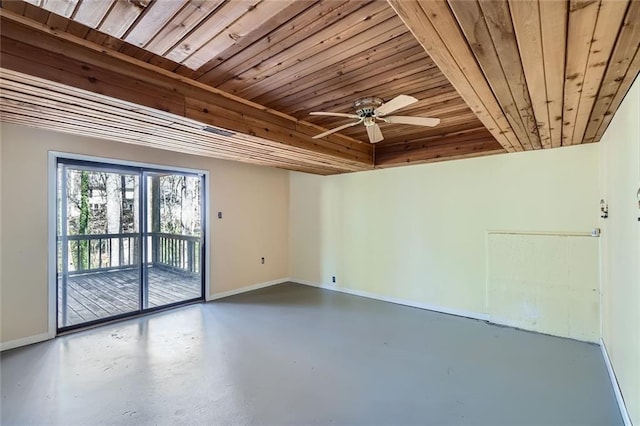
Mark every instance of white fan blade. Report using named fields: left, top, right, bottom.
left=310, top=112, right=360, bottom=119
left=366, top=123, right=384, bottom=143
left=382, top=116, right=441, bottom=127
left=375, top=94, right=418, bottom=116
left=312, top=119, right=362, bottom=139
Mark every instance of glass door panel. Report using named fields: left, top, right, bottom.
left=57, top=164, right=141, bottom=329
left=144, top=172, right=203, bottom=309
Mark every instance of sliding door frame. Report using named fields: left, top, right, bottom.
left=48, top=152, right=210, bottom=336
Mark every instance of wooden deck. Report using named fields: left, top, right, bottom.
left=58, top=267, right=202, bottom=328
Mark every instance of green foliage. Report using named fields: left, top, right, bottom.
left=79, top=171, right=90, bottom=234
left=73, top=171, right=91, bottom=270
left=79, top=171, right=90, bottom=269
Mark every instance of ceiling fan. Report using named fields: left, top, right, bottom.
left=310, top=95, right=440, bottom=143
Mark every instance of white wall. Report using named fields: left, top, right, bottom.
left=1, top=123, right=289, bottom=346
left=599, top=77, right=640, bottom=425
left=486, top=232, right=599, bottom=341
left=290, top=144, right=601, bottom=341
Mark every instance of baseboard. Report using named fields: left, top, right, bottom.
left=207, top=278, right=290, bottom=301
left=600, top=339, right=633, bottom=426
left=293, top=279, right=324, bottom=289
left=294, top=280, right=489, bottom=322
left=1, top=331, right=53, bottom=352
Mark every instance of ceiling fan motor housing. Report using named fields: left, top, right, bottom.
left=354, top=97, right=384, bottom=118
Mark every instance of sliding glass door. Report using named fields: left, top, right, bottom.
left=57, top=159, right=204, bottom=332
left=57, top=165, right=142, bottom=328
left=144, top=172, right=203, bottom=309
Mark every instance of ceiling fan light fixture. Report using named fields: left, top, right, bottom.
left=363, top=116, right=376, bottom=126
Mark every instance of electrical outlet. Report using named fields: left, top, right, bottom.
left=332, top=276, right=336, bottom=283
left=261, top=257, right=265, bottom=264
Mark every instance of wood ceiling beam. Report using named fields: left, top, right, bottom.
left=0, top=8, right=374, bottom=172
left=0, top=68, right=357, bottom=176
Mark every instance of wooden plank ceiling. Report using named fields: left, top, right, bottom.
left=388, top=0, right=640, bottom=151
left=1, top=0, right=639, bottom=174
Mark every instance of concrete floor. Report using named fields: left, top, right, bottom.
left=1, top=282, right=622, bottom=425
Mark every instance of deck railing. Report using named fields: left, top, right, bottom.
left=60, top=232, right=201, bottom=275
left=151, top=233, right=201, bottom=274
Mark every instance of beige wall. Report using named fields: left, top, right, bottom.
left=599, top=77, right=640, bottom=424
left=290, top=144, right=601, bottom=341
left=0, top=123, right=289, bottom=344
